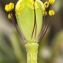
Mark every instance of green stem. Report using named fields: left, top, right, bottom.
left=25, top=42, right=39, bottom=63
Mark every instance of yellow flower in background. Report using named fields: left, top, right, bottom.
left=5, top=4, right=10, bottom=12
left=9, top=2, right=14, bottom=10
left=48, top=0, right=55, bottom=4
left=8, top=14, right=12, bottom=19
left=43, top=11, right=47, bottom=16
left=49, top=10, right=55, bottom=16
left=5, top=2, right=14, bottom=12
left=44, top=1, right=49, bottom=8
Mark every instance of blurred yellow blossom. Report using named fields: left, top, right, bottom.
left=5, top=2, right=14, bottom=12
left=48, top=0, right=55, bottom=4
left=49, top=10, right=55, bottom=16
left=44, top=1, right=49, bottom=8
left=43, top=11, right=47, bottom=16
left=8, top=14, right=12, bottom=19
left=5, top=4, right=10, bottom=12
left=9, top=2, right=14, bottom=10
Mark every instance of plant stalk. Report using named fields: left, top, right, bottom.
left=25, top=42, right=39, bottom=63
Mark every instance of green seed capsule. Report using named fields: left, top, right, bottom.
left=15, top=0, right=44, bottom=42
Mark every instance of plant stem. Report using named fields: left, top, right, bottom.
left=25, top=42, right=39, bottom=63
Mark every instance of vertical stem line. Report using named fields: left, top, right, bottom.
left=31, top=0, right=37, bottom=39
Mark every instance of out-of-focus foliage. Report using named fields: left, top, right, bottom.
left=0, top=0, right=63, bottom=63
left=51, top=30, right=63, bottom=63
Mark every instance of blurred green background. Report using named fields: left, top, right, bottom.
left=0, top=0, right=63, bottom=63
